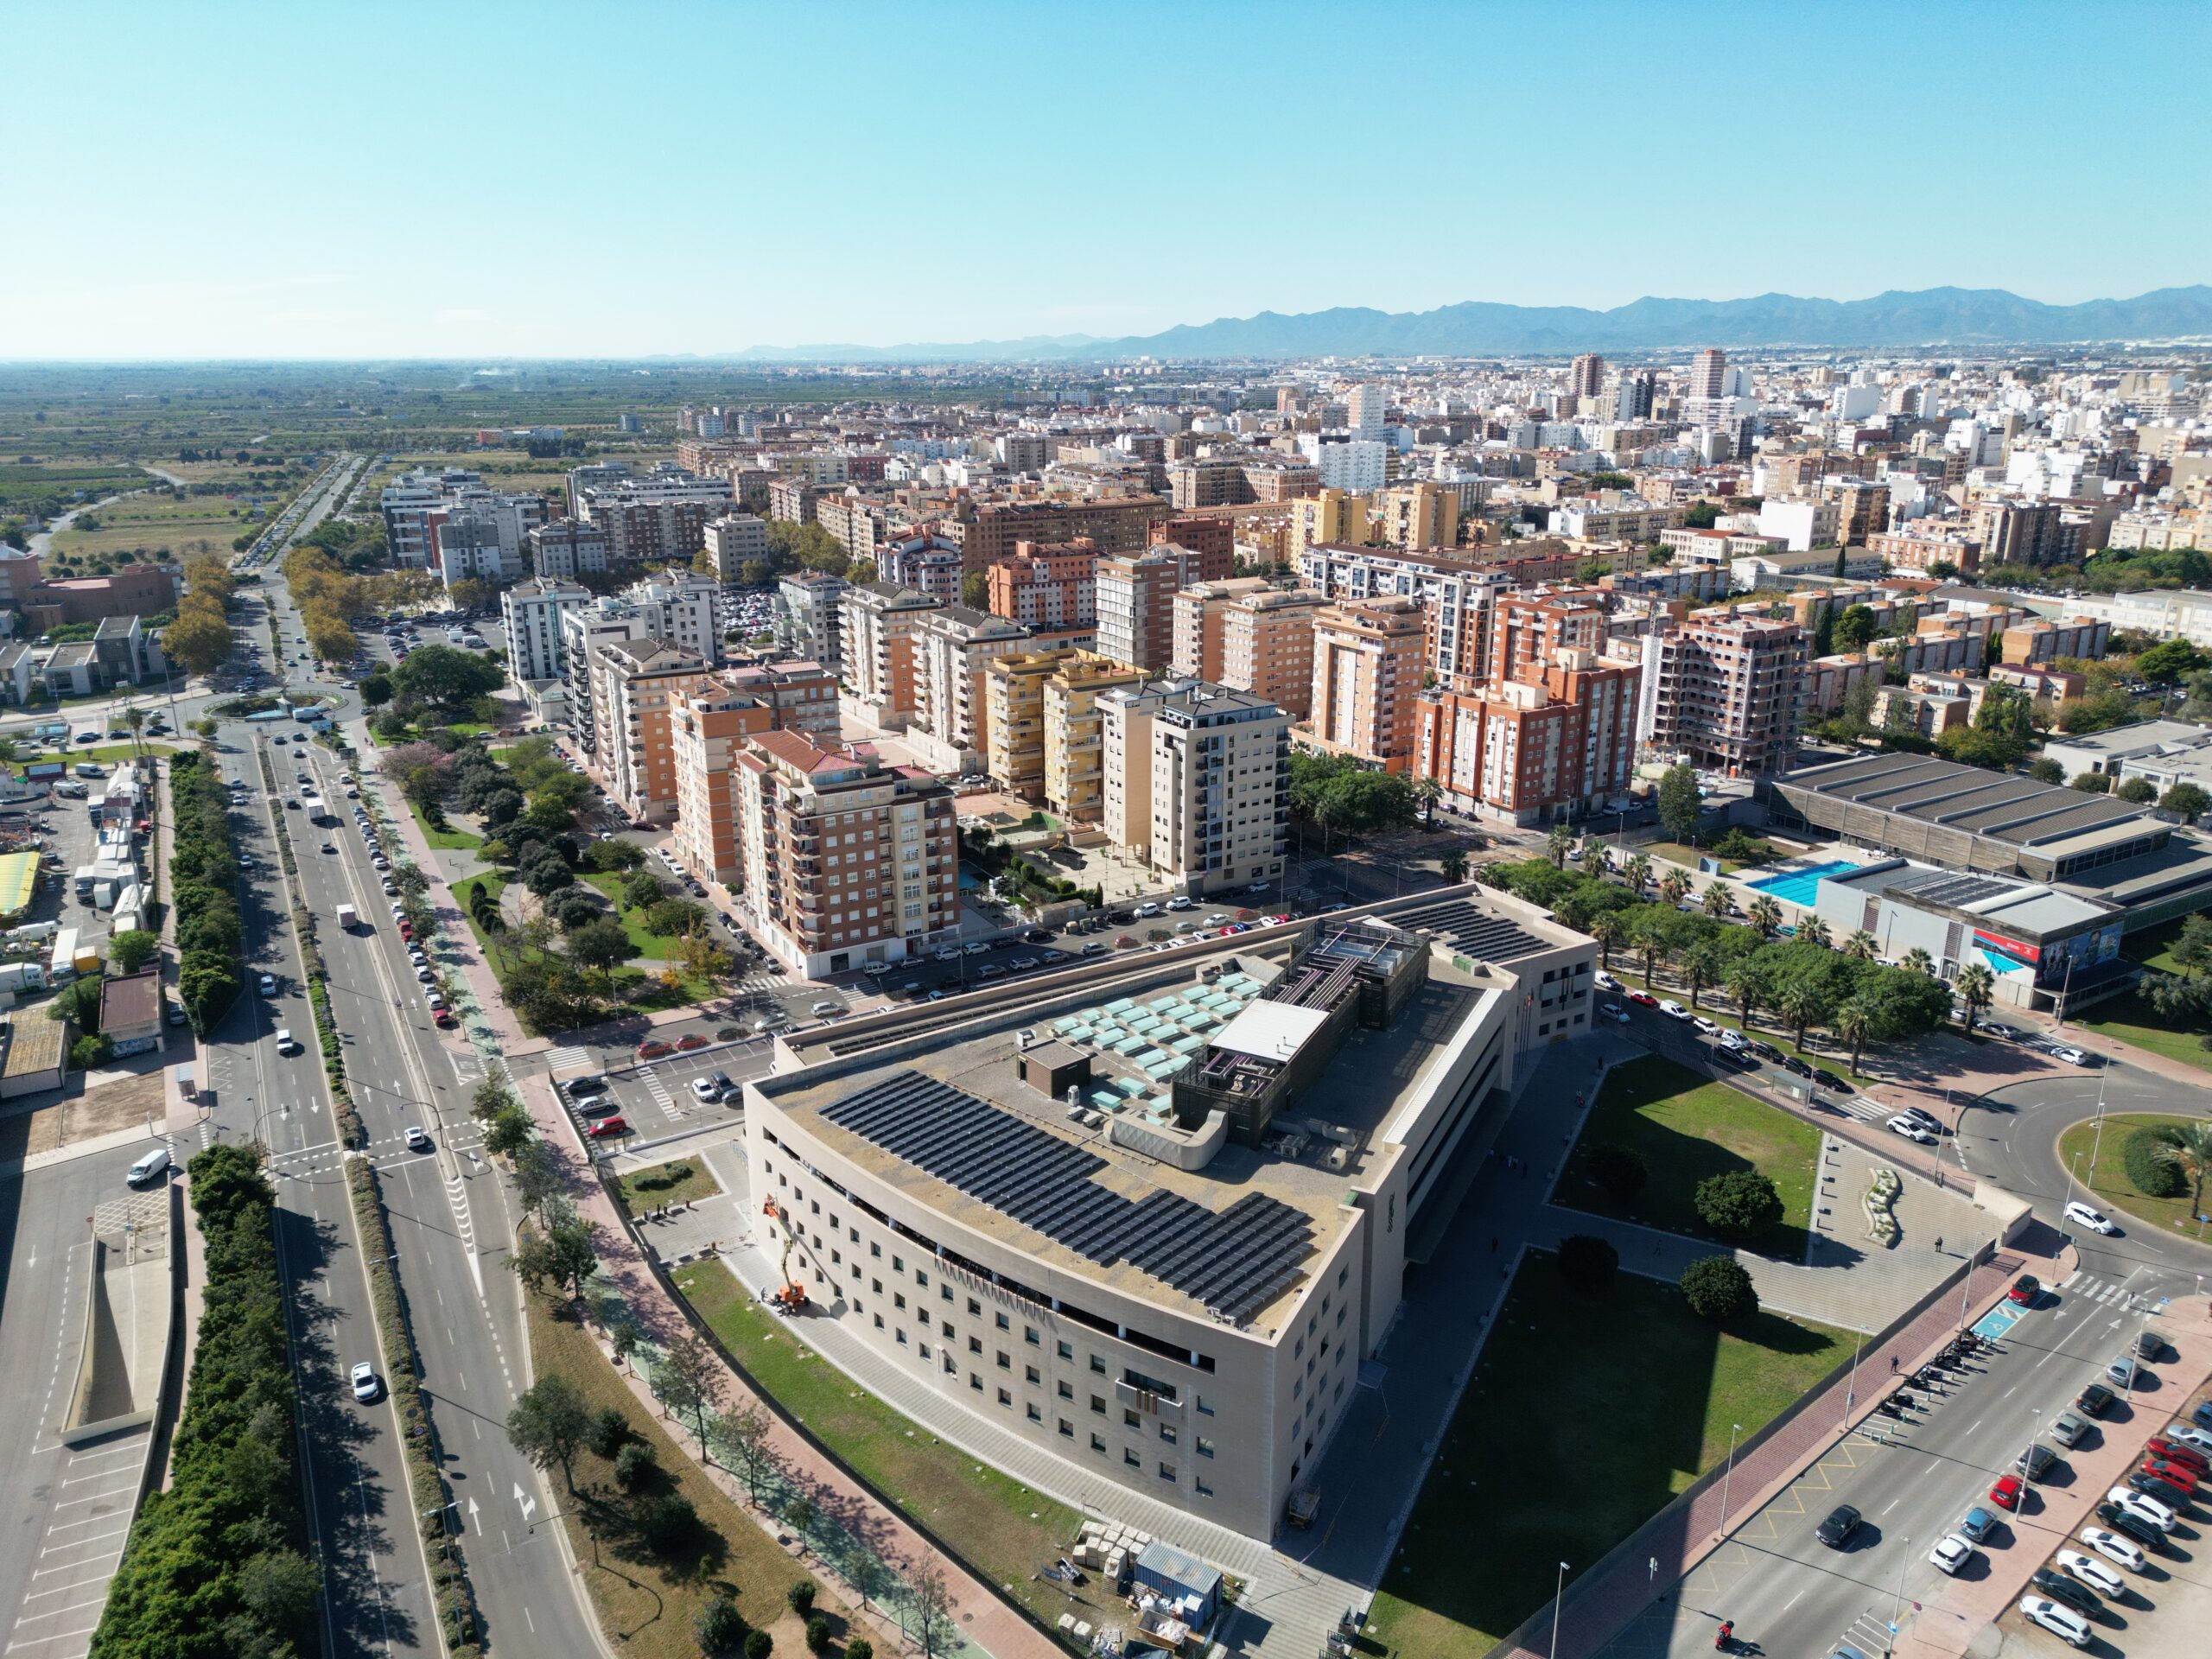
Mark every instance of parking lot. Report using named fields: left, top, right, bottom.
left=556, top=1036, right=776, bottom=1147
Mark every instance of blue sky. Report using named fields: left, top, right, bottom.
left=4, top=0, right=2207, bottom=359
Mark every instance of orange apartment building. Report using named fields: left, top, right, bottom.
left=1170, top=577, right=1274, bottom=679
left=1414, top=649, right=1641, bottom=825
left=670, top=660, right=841, bottom=884
left=1220, top=586, right=1326, bottom=719
left=1484, top=588, right=1609, bottom=683
left=733, top=732, right=963, bottom=978
left=588, top=641, right=715, bottom=827
left=986, top=537, right=1098, bottom=628
left=1305, top=596, right=1425, bottom=772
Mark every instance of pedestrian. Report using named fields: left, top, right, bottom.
left=1889, top=1354, right=1898, bottom=1375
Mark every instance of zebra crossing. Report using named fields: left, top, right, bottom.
left=543, top=1046, right=593, bottom=1073
left=2060, top=1270, right=2158, bottom=1312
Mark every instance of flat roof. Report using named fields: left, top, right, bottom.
left=99, top=969, right=160, bottom=1033
left=1777, top=753, right=2152, bottom=850
left=1211, top=1001, right=1329, bottom=1062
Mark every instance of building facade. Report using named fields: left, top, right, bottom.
left=1306, top=598, right=1425, bottom=773
left=1103, top=681, right=1289, bottom=898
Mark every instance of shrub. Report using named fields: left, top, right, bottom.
left=1585, top=1142, right=1647, bottom=1206
left=745, top=1631, right=773, bottom=1659
left=846, top=1640, right=874, bottom=1659
left=587, top=1405, right=631, bottom=1460
left=640, top=1492, right=698, bottom=1552
left=696, top=1595, right=747, bottom=1656
left=1694, top=1170, right=1783, bottom=1239
left=804, top=1616, right=830, bottom=1653
left=1557, top=1234, right=1618, bottom=1293
left=786, top=1580, right=817, bottom=1616
left=2122, top=1127, right=2188, bottom=1198
left=1680, top=1255, right=1758, bottom=1322
left=614, top=1440, right=657, bottom=1491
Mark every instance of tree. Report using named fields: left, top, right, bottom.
left=485, top=1103, right=535, bottom=1157
left=1680, top=1255, right=1758, bottom=1323
left=1658, top=868, right=1692, bottom=907
left=1681, top=938, right=1725, bottom=1010
left=2028, top=756, right=2063, bottom=785
left=2115, top=776, right=2158, bottom=803
left=1562, top=1235, right=1622, bottom=1294
left=2149, top=1122, right=2212, bottom=1216
left=959, top=569, right=990, bottom=609
left=2161, top=782, right=2209, bottom=821
left=1725, top=960, right=1766, bottom=1033
left=615, top=1440, right=657, bottom=1491
left=1546, top=824, right=1575, bottom=869
left=1798, top=914, right=1831, bottom=950
left=1656, top=764, right=1701, bottom=845
left=658, top=1332, right=725, bottom=1455
left=524, top=852, right=577, bottom=898
left=747, top=1632, right=774, bottom=1659
left=1620, top=852, right=1653, bottom=897
left=2136, top=637, right=2205, bottom=684
left=1590, top=912, right=1627, bottom=969
left=1700, top=882, right=1735, bottom=919
left=360, top=671, right=394, bottom=708
left=641, top=1492, right=700, bottom=1552
left=545, top=1216, right=604, bottom=1300
left=2072, top=771, right=2113, bottom=793
left=805, top=1618, right=830, bottom=1655
left=392, top=643, right=505, bottom=718
left=1746, top=895, right=1783, bottom=939
left=907, top=1558, right=957, bottom=1659
left=1833, top=604, right=1878, bottom=651
left=1585, top=1142, right=1646, bottom=1206
left=1843, top=929, right=1878, bottom=961
left=1901, top=946, right=1934, bottom=976
left=1954, top=962, right=1994, bottom=1033
left=696, top=1595, right=748, bottom=1656
left=715, top=1401, right=779, bottom=1499
left=1834, top=998, right=1875, bottom=1076
left=162, top=607, right=235, bottom=675
left=506, top=1373, right=592, bottom=1492
left=787, top=1580, right=817, bottom=1617
left=1440, top=848, right=1469, bottom=884
left=566, top=916, right=633, bottom=982
left=107, top=928, right=160, bottom=973
left=1694, top=1170, right=1782, bottom=1239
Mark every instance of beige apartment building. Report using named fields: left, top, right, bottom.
left=588, top=640, right=715, bottom=826
left=1288, top=489, right=1371, bottom=562
left=1306, top=598, right=1425, bottom=773
left=841, top=582, right=942, bottom=728
left=911, top=607, right=1032, bottom=774
left=1484, top=589, right=1608, bottom=683
left=670, top=660, right=841, bottom=885
left=1103, top=681, right=1289, bottom=898
left=1043, top=656, right=1144, bottom=823
left=1371, top=480, right=1459, bottom=550
left=1221, top=587, right=1327, bottom=720
left=733, top=731, right=962, bottom=978
left=1644, top=614, right=1809, bottom=778
left=983, top=650, right=1076, bottom=799
left=1171, top=578, right=1275, bottom=680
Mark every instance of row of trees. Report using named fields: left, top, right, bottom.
left=1484, top=855, right=1972, bottom=1070
left=168, top=749, right=244, bottom=1033
left=1284, top=751, right=1424, bottom=838
left=161, top=553, right=238, bottom=676
left=92, top=1146, right=320, bottom=1658
left=2135, top=914, right=2212, bottom=1049
left=283, top=537, right=442, bottom=664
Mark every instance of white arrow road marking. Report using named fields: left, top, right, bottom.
left=512, top=1484, right=537, bottom=1523
left=468, top=1497, right=481, bottom=1535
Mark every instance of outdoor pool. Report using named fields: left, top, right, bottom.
left=1745, top=859, right=1861, bottom=906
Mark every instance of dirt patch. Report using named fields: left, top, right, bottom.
left=0, top=1065, right=166, bottom=1161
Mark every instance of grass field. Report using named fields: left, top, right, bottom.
left=2073, top=990, right=2212, bottom=1072
left=2122, top=917, right=2190, bottom=975
left=1559, top=1054, right=1821, bottom=1255
left=2056, top=1113, right=2212, bottom=1239
left=524, top=1288, right=843, bottom=1659
left=453, top=874, right=513, bottom=963
left=1364, top=1253, right=1851, bottom=1659
left=614, top=1158, right=722, bottom=1215
left=45, top=488, right=256, bottom=565
left=1642, top=840, right=1746, bottom=874
left=410, top=797, right=482, bottom=850
left=586, top=871, right=700, bottom=961
left=673, top=1260, right=1096, bottom=1641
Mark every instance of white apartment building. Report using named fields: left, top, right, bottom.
left=912, top=607, right=1032, bottom=775
left=499, top=577, right=592, bottom=686
left=1756, top=498, right=1843, bottom=552
left=778, top=572, right=849, bottom=675
left=1312, top=439, right=1389, bottom=493
left=1544, top=494, right=1686, bottom=543
left=704, top=512, right=772, bottom=586
left=1103, top=681, right=1288, bottom=898
left=588, top=639, right=712, bottom=826
left=841, top=583, right=943, bottom=728
left=1294, top=543, right=1510, bottom=682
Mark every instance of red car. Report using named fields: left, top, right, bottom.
left=586, top=1116, right=630, bottom=1139
left=1626, top=989, right=1659, bottom=1008
left=2146, top=1438, right=2210, bottom=1475
left=433, top=1008, right=456, bottom=1029
left=1988, top=1474, right=2024, bottom=1510
left=2007, top=1274, right=2041, bottom=1305
left=2142, top=1457, right=2200, bottom=1492
left=636, top=1039, right=671, bottom=1059
left=675, top=1033, right=709, bottom=1052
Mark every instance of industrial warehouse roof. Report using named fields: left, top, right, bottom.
left=0, top=851, right=40, bottom=918
left=1776, top=753, right=2152, bottom=850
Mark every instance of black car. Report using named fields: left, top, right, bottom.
left=2017, top=1442, right=2063, bottom=1479
left=2077, top=1382, right=2117, bottom=1418
left=2095, top=1501, right=2167, bottom=1552
left=2129, top=1469, right=2193, bottom=1505
left=1717, top=1046, right=1759, bottom=1071
left=1815, top=1503, right=1860, bottom=1548
left=2028, top=1568, right=2101, bottom=1616
left=1022, top=927, right=1053, bottom=944
left=1781, top=1055, right=1816, bottom=1078
left=1108, top=910, right=1136, bottom=926
left=1815, top=1070, right=1854, bottom=1094
left=1748, top=1040, right=1788, bottom=1064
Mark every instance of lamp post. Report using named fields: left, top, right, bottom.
left=1889, top=1535, right=1911, bottom=1655
left=1549, top=1561, right=1569, bottom=1659
left=1844, top=1332, right=1864, bottom=1424
left=1717, top=1422, right=1744, bottom=1535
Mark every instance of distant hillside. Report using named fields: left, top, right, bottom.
left=729, top=286, right=2212, bottom=364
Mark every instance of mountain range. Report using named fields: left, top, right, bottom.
left=729, top=286, right=2212, bottom=364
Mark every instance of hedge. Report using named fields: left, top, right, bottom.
left=2122, top=1127, right=2187, bottom=1198
left=168, top=749, right=242, bottom=1036
left=91, top=1145, right=316, bottom=1658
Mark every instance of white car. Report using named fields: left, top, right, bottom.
left=258, top=974, right=278, bottom=995
left=1165, top=896, right=1195, bottom=912
left=1594, top=969, right=1620, bottom=993
left=690, top=1077, right=721, bottom=1101
left=2017, top=1598, right=2090, bottom=1649
left=350, top=1361, right=380, bottom=1402
left=2050, top=1045, right=2090, bottom=1065
left=2106, top=1485, right=2176, bottom=1531
left=1599, top=1003, right=1630, bottom=1025
left=2055, top=1548, right=2125, bottom=1599
left=1133, top=902, right=1162, bottom=918
left=2077, top=1525, right=2145, bottom=1573
left=1927, top=1533, right=1975, bottom=1575
left=1691, top=1015, right=1719, bottom=1036
left=2063, top=1200, right=2116, bottom=1235
left=1658, top=999, right=1691, bottom=1020
left=1886, top=1115, right=1937, bottom=1145
left=1716, top=1028, right=1749, bottom=1052
left=416, top=966, right=436, bottom=984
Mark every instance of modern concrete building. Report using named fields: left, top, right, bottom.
left=1306, top=598, right=1425, bottom=774
left=841, top=584, right=943, bottom=728
left=1170, top=578, right=1274, bottom=682
left=912, top=607, right=1033, bottom=775
left=577, top=467, right=734, bottom=566
left=988, top=539, right=1098, bottom=630
left=588, top=639, right=715, bottom=826
left=733, top=732, right=962, bottom=976
left=1103, top=681, right=1288, bottom=898
left=500, top=577, right=592, bottom=686
left=984, top=650, right=1077, bottom=799
left=703, top=513, right=772, bottom=590
left=777, top=571, right=849, bottom=676
left=1999, top=615, right=2112, bottom=666
left=529, top=518, right=611, bottom=581
left=1484, top=589, right=1608, bottom=685
left=1294, top=543, right=1508, bottom=683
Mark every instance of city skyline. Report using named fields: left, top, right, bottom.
left=5, top=0, right=2209, bottom=359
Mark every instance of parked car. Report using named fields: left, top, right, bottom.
left=1926, top=1533, right=1975, bottom=1576
left=587, top=1116, right=631, bottom=1140
left=2016, top=1598, right=2091, bottom=1648
left=2008, top=1274, right=2041, bottom=1305
left=2145, top=1436, right=2209, bottom=1474
left=675, top=1033, right=709, bottom=1051
left=2106, top=1355, right=2148, bottom=1389
left=2017, top=1443, right=2063, bottom=1480
left=1657, top=999, right=1691, bottom=1020
left=1815, top=1069, right=1854, bottom=1093
left=1626, top=989, right=1658, bottom=1007
left=2094, top=1501, right=2166, bottom=1552
left=2025, top=1571, right=2101, bottom=1618
left=1989, top=1474, right=2025, bottom=1511
left=2076, top=1382, right=2117, bottom=1417
left=1599, top=1003, right=1630, bottom=1025
left=2134, top=1328, right=2170, bottom=1361
left=2105, top=1486, right=2176, bottom=1532
left=2048, top=1410, right=2090, bottom=1448
left=1886, top=1115, right=1936, bottom=1145
left=2077, top=1525, right=2145, bottom=1573
left=1957, top=1504, right=1999, bottom=1543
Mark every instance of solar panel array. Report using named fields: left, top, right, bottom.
left=1894, top=869, right=2016, bottom=909
left=1382, top=898, right=1547, bottom=962
left=821, top=1070, right=1313, bottom=1323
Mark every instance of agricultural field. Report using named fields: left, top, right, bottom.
left=44, top=486, right=267, bottom=569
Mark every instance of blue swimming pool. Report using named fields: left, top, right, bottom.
left=1745, top=859, right=1861, bottom=906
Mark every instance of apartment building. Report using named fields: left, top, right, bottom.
left=1371, top=480, right=1460, bottom=551
left=841, top=582, right=942, bottom=727
left=2000, top=615, right=2112, bottom=666
left=529, top=518, right=610, bottom=581
left=1147, top=514, right=1236, bottom=563
left=588, top=640, right=715, bottom=826
left=816, top=492, right=884, bottom=565
left=577, top=467, right=734, bottom=565
left=1296, top=543, right=1507, bottom=683
left=913, top=607, right=1033, bottom=773
left=1096, top=545, right=1222, bottom=674
left=431, top=493, right=543, bottom=585
left=1220, top=587, right=1327, bottom=721
left=1805, top=652, right=1884, bottom=714
left=1415, top=648, right=1641, bottom=823
left=1569, top=353, right=1606, bottom=400
left=1826, top=478, right=1891, bottom=546
left=703, top=513, right=771, bottom=590
left=1868, top=527, right=1983, bottom=575
left=733, top=732, right=961, bottom=977
left=983, top=650, right=1077, bottom=799
left=1170, top=578, right=1274, bottom=680
left=1102, top=681, right=1289, bottom=898
left=777, top=571, right=848, bottom=676
left=1044, top=656, right=1145, bottom=823
left=1484, top=589, right=1608, bottom=683
left=988, top=538, right=1098, bottom=629
left=379, top=468, right=481, bottom=568
left=669, top=660, right=841, bottom=886
left=879, top=537, right=964, bottom=602
left=1545, top=493, right=1686, bottom=543
left=1168, top=458, right=1253, bottom=511
left=950, top=496, right=1168, bottom=573
left=1643, top=614, right=1809, bottom=778
left=1289, top=490, right=1371, bottom=563
left=1306, top=598, right=1425, bottom=773
left=499, top=577, right=592, bottom=685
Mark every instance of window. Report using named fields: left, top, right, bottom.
left=896, top=1328, right=908, bottom=1346
left=1026, top=1402, right=1042, bottom=1423
left=968, top=1337, right=982, bottom=1356
left=1057, top=1381, right=1073, bottom=1401
left=1159, top=1462, right=1176, bottom=1483
left=1196, top=1435, right=1214, bottom=1459
left=1025, top=1365, right=1040, bottom=1385
left=941, top=1285, right=954, bottom=1303
left=1160, top=1424, right=1177, bottom=1446
left=895, top=1293, right=906, bottom=1311
left=1195, top=1478, right=1213, bottom=1497
left=994, top=1311, right=1010, bottom=1332
left=1124, top=1409, right=1141, bottom=1429
left=869, top=1242, right=880, bottom=1258
left=969, top=1374, right=982, bottom=1393
left=1124, top=1449, right=1141, bottom=1470
left=996, top=1387, right=1012, bottom=1407
left=996, top=1351, right=1011, bottom=1371
left=1090, top=1433, right=1106, bottom=1453
left=1058, top=1418, right=1075, bottom=1438
left=870, top=1278, right=882, bottom=1296
left=940, top=1320, right=953, bottom=1339
left=1196, top=1395, right=1213, bottom=1416
left=1090, top=1395, right=1106, bottom=1415
left=1057, top=1341, right=1073, bottom=1361
left=968, top=1298, right=982, bottom=1317
left=1090, top=1355, right=1106, bottom=1376
left=1025, top=1325, right=1040, bottom=1346
left=893, top=1255, right=905, bottom=1273
left=872, top=1313, right=883, bottom=1330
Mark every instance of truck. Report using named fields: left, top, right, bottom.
left=0, top=962, right=48, bottom=995
left=336, top=903, right=358, bottom=931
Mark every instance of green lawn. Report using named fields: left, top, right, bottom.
left=673, top=1261, right=1096, bottom=1641
left=1365, top=1254, right=1851, bottom=1659
left=367, top=720, right=492, bottom=748
left=1643, top=840, right=1744, bottom=874
left=2073, top=989, right=2212, bottom=1072
left=25, top=741, right=181, bottom=771
left=2056, top=1113, right=2212, bottom=1238
left=410, top=796, right=482, bottom=850
left=1560, top=1054, right=1820, bottom=1255
left=614, top=1158, right=722, bottom=1215
left=583, top=871, right=699, bottom=960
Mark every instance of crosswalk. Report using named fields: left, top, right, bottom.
left=640, top=1068, right=677, bottom=1113
left=2060, top=1270, right=2158, bottom=1313
left=543, top=1046, right=593, bottom=1072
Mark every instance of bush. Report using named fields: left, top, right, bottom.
left=587, top=1405, right=631, bottom=1460
left=786, top=1580, right=817, bottom=1616
left=70, top=1033, right=114, bottom=1071
left=641, top=1492, right=698, bottom=1552
left=745, top=1631, right=773, bottom=1659
left=1680, top=1255, right=1758, bottom=1322
left=1694, top=1170, right=1783, bottom=1239
left=614, top=1440, right=657, bottom=1491
left=1585, top=1142, right=1646, bottom=1206
left=846, top=1640, right=874, bottom=1659
left=1557, top=1234, right=1618, bottom=1293
left=804, top=1616, right=830, bottom=1653
left=2122, top=1127, right=2188, bottom=1198
left=696, top=1595, right=747, bottom=1656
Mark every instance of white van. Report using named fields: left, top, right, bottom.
left=127, top=1147, right=172, bottom=1187
left=275, top=1028, right=300, bottom=1056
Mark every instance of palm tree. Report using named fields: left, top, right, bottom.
left=1746, top=895, right=1783, bottom=938
left=1658, top=868, right=1692, bottom=907
left=1954, top=962, right=1995, bottom=1033
left=1590, top=912, right=1627, bottom=970
left=1700, top=882, right=1735, bottom=919
left=1799, top=914, right=1832, bottom=950
left=2151, top=1123, right=2212, bottom=1226
left=1779, top=984, right=1824, bottom=1052
left=1546, top=824, right=1576, bottom=869
left=1440, top=849, right=1469, bottom=884
left=1844, top=929, right=1878, bottom=961
left=1631, top=911, right=1669, bottom=989
left=1413, top=776, right=1443, bottom=827
left=1901, top=947, right=1935, bottom=976
left=123, top=705, right=148, bottom=759
left=1835, top=1000, right=1875, bottom=1077
left=1726, top=963, right=1764, bottom=1033
left=1681, top=939, right=1725, bottom=1011
left=1621, top=853, right=1653, bottom=898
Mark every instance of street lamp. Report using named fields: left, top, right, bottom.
left=1717, top=1422, right=1744, bottom=1535
left=1548, top=1561, right=1569, bottom=1659
left=1890, top=1535, right=1911, bottom=1649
